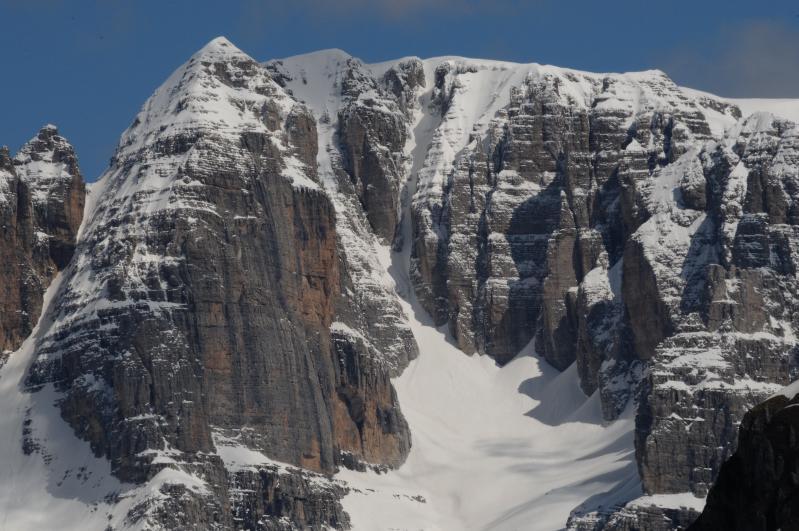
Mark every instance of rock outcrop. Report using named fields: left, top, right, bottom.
left=569, top=501, right=701, bottom=531
left=0, top=126, right=85, bottom=353
left=689, top=386, right=799, bottom=531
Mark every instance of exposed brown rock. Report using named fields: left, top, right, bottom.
left=24, top=39, right=414, bottom=529
left=0, top=127, right=85, bottom=353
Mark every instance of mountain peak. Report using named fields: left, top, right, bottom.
left=32, top=124, right=63, bottom=145
left=191, top=35, right=250, bottom=63
left=116, top=35, right=292, bottom=159
left=15, top=124, right=78, bottom=167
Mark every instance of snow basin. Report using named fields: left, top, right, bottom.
left=335, top=243, right=640, bottom=531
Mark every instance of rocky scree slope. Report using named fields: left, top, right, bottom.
left=1, top=36, right=799, bottom=530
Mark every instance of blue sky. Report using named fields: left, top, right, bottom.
left=2, top=0, right=798, bottom=180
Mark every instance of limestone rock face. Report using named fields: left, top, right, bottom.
left=335, top=58, right=414, bottom=243
left=408, top=66, right=738, bottom=368
left=0, top=126, right=85, bottom=353
left=394, top=56, right=798, bottom=526
left=14, top=124, right=86, bottom=266
left=267, top=52, right=422, bottom=245
left=23, top=38, right=415, bottom=529
left=7, top=38, right=799, bottom=530
left=631, top=114, right=799, bottom=502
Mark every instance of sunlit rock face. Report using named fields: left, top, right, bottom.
left=0, top=125, right=85, bottom=355
left=270, top=50, right=799, bottom=528
left=23, top=38, right=415, bottom=529
left=569, top=113, right=799, bottom=528
left=5, top=34, right=799, bottom=530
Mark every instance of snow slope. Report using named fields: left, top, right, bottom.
left=731, top=98, right=799, bottom=124
left=681, top=86, right=799, bottom=124
left=337, top=267, right=640, bottom=530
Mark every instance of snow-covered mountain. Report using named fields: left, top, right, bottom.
left=0, top=125, right=84, bottom=355
left=2, top=36, right=799, bottom=530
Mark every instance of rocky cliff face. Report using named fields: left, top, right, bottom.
left=296, top=55, right=797, bottom=527
left=21, top=38, right=415, bottom=529
left=4, top=37, right=799, bottom=530
left=689, top=385, right=799, bottom=531
left=631, top=113, right=799, bottom=500
left=409, top=65, right=741, bottom=369
left=567, top=115, right=799, bottom=529
left=394, top=56, right=799, bottom=526
left=0, top=126, right=85, bottom=355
